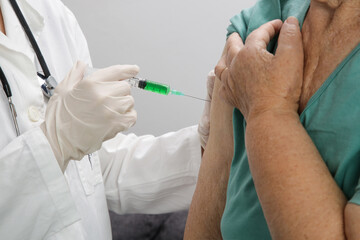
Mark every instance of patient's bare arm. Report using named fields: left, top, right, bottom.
left=184, top=77, right=234, bottom=240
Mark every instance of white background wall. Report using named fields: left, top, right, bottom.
left=61, top=0, right=256, bottom=136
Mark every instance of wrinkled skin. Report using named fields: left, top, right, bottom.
left=215, top=18, right=304, bottom=121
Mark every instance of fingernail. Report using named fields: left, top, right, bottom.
left=285, top=17, right=299, bottom=26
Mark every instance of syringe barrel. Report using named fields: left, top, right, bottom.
left=141, top=80, right=170, bottom=95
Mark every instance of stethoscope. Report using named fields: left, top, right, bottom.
left=0, top=0, right=57, bottom=136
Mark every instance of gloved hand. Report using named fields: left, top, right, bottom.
left=40, top=61, right=139, bottom=171
left=198, top=70, right=215, bottom=149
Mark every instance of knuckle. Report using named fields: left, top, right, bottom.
left=126, top=96, right=135, bottom=109
left=220, top=67, right=229, bottom=82
left=214, top=64, right=224, bottom=79
left=129, top=110, right=137, bottom=122
left=258, top=49, right=272, bottom=62
left=283, top=25, right=298, bottom=37
left=227, top=33, right=238, bottom=46
left=89, top=85, right=107, bottom=105
left=121, top=109, right=137, bottom=129
left=119, top=81, right=131, bottom=95
left=228, top=46, right=240, bottom=61
left=236, top=46, right=249, bottom=60
left=118, top=95, right=135, bottom=114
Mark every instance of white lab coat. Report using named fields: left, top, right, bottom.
left=0, top=0, right=201, bottom=239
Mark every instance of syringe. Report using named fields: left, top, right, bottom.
left=127, top=77, right=209, bottom=102
left=127, top=78, right=184, bottom=96
left=84, top=67, right=208, bottom=102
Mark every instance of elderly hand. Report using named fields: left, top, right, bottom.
left=215, top=17, right=304, bottom=122
left=41, top=61, right=138, bottom=171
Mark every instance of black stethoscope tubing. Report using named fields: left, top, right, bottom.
left=0, top=66, right=11, bottom=98
left=1, top=0, right=57, bottom=136
left=9, top=0, right=51, bottom=79
left=0, top=65, right=20, bottom=136
left=9, top=0, right=57, bottom=97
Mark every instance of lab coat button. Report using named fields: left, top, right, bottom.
left=28, top=106, right=40, bottom=122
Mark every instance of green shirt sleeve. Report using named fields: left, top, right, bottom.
left=226, top=0, right=283, bottom=52
left=226, top=0, right=310, bottom=50
left=226, top=7, right=253, bottom=39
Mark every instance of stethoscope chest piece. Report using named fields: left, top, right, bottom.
left=41, top=75, right=57, bottom=98
left=2, top=0, right=59, bottom=136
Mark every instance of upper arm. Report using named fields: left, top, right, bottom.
left=185, top=8, right=253, bottom=239
left=184, top=76, right=234, bottom=239
left=345, top=203, right=360, bottom=240
left=60, top=2, right=93, bottom=66
left=346, top=177, right=360, bottom=239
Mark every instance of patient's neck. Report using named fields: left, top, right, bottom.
left=305, top=0, right=360, bottom=42
left=312, top=0, right=360, bottom=9
left=309, top=0, right=360, bottom=26
left=0, top=8, right=5, bottom=35
left=298, top=0, right=360, bottom=112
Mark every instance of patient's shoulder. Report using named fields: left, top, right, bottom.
left=227, top=0, right=309, bottom=40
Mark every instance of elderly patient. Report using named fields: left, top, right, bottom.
left=185, top=0, right=360, bottom=239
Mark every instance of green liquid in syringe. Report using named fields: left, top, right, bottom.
left=144, top=81, right=171, bottom=95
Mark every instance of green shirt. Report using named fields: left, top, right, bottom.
left=221, top=0, right=360, bottom=239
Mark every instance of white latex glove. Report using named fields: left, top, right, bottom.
left=40, top=61, right=138, bottom=171
left=198, top=70, right=215, bottom=149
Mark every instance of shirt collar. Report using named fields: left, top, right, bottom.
left=1, top=0, right=44, bottom=38
left=0, top=0, right=44, bottom=77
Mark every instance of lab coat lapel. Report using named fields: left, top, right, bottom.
left=0, top=0, right=44, bottom=77
left=16, top=0, right=44, bottom=36
left=0, top=0, right=45, bottom=137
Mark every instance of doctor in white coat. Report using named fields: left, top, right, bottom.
left=0, top=0, right=209, bottom=239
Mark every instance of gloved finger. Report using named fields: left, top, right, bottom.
left=105, top=95, right=135, bottom=114
left=246, top=19, right=283, bottom=50
left=91, top=65, right=140, bottom=82
left=101, top=80, right=131, bottom=97
left=101, top=95, right=135, bottom=132
left=114, top=108, right=137, bottom=131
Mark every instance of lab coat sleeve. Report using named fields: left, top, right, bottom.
left=98, top=125, right=201, bottom=214
left=61, top=2, right=93, bottom=67
left=0, top=127, right=80, bottom=239
left=72, top=13, right=92, bottom=67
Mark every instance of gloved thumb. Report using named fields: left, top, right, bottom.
left=275, top=17, right=303, bottom=67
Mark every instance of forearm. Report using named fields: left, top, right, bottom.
left=185, top=78, right=234, bottom=239
left=246, top=111, right=347, bottom=239
left=185, top=136, right=232, bottom=239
